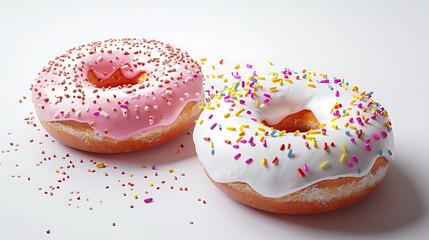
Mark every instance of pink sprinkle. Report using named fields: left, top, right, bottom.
left=245, top=158, right=253, bottom=164
left=151, top=165, right=156, bottom=170
left=371, top=114, right=377, bottom=120
left=248, top=136, right=254, bottom=143
left=93, top=111, right=100, bottom=117
left=303, top=163, right=308, bottom=172
left=246, top=110, right=252, bottom=115
left=350, top=137, right=356, bottom=142
left=208, top=114, right=213, bottom=120
left=144, top=198, right=153, bottom=203
left=249, top=81, right=256, bottom=87
left=234, top=153, right=241, bottom=160
left=263, top=93, right=271, bottom=98
left=119, top=104, right=128, bottom=109
left=263, top=139, right=267, bottom=147
left=264, top=99, right=270, bottom=104
left=381, top=130, right=388, bottom=138
left=348, top=161, right=354, bottom=168
left=335, top=90, right=339, bottom=97
left=239, top=99, right=245, bottom=104
left=372, top=132, right=380, bottom=140
left=210, top=123, right=217, bottom=130
left=352, top=155, right=359, bottom=163
left=246, top=64, right=253, bottom=69
left=232, top=145, right=240, bottom=149
left=320, top=79, right=330, bottom=83
left=358, top=103, right=363, bottom=109
left=253, top=71, right=257, bottom=77
left=251, top=118, right=257, bottom=122
left=365, top=144, right=372, bottom=151
left=193, top=74, right=198, bottom=79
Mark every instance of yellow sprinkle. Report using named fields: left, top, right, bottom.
left=271, top=77, right=281, bottom=83
left=223, top=78, right=228, bottom=83
left=350, top=99, right=356, bottom=105
left=341, top=144, right=347, bottom=152
left=268, top=61, right=273, bottom=65
left=279, top=130, right=286, bottom=136
left=224, top=113, right=230, bottom=118
left=211, top=142, right=214, bottom=148
left=255, top=100, right=260, bottom=107
left=344, top=122, right=349, bottom=127
left=96, top=162, right=106, bottom=168
left=215, top=101, right=220, bottom=107
left=200, top=57, right=207, bottom=61
left=319, top=123, right=327, bottom=128
left=217, top=74, right=224, bottom=78
left=257, top=76, right=266, bottom=80
left=210, top=74, right=215, bottom=78
left=134, top=195, right=139, bottom=199
left=320, top=161, right=329, bottom=168
left=384, top=121, right=391, bottom=127
left=311, top=130, right=321, bottom=135
left=360, top=91, right=367, bottom=96
left=331, top=124, right=338, bottom=129
left=372, top=108, right=376, bottom=114
left=55, top=169, right=59, bottom=173
left=383, top=110, right=389, bottom=116
left=349, top=125, right=357, bottom=130
left=331, top=116, right=339, bottom=122
left=239, top=127, right=244, bottom=133
left=293, top=130, right=300, bottom=136
left=235, top=108, right=245, bottom=116
left=351, top=86, right=359, bottom=92
left=241, top=124, right=249, bottom=128
left=227, top=127, right=236, bottom=131
left=198, top=105, right=205, bottom=109
left=211, top=65, right=215, bottom=70
left=234, top=64, right=240, bottom=69
left=342, top=112, right=350, bottom=117
left=254, top=131, right=259, bottom=136
left=206, top=106, right=214, bottom=110
left=236, top=136, right=243, bottom=143
left=319, top=73, right=328, bottom=78
left=168, top=169, right=174, bottom=173
left=199, top=119, right=204, bottom=125
left=260, top=136, right=265, bottom=142
left=258, top=127, right=265, bottom=132
left=340, top=153, right=346, bottom=162
left=262, top=158, right=267, bottom=166
left=352, top=95, right=359, bottom=99
left=150, top=183, right=154, bottom=187
left=306, top=136, right=315, bottom=140
left=307, top=83, right=316, bottom=88
left=285, top=79, right=293, bottom=84
left=269, top=86, right=277, bottom=92
left=312, top=138, right=317, bottom=147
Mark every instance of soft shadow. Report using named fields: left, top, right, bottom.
left=252, top=153, right=425, bottom=234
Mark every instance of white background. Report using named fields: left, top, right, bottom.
left=1, top=0, right=428, bottom=239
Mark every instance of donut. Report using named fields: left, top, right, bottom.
left=193, top=60, right=394, bottom=214
left=31, top=38, right=204, bottom=153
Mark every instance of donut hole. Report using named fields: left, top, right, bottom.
left=87, top=69, right=147, bottom=88
left=262, top=110, right=320, bottom=133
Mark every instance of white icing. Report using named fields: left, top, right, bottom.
left=193, top=62, right=394, bottom=198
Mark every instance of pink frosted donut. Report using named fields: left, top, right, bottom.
left=31, top=38, right=204, bottom=153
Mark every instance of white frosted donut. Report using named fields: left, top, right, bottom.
left=193, top=60, right=394, bottom=214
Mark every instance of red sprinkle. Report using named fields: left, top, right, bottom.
left=298, top=168, right=306, bottom=177
left=280, top=144, right=285, bottom=150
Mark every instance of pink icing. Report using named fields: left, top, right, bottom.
left=31, top=38, right=203, bottom=140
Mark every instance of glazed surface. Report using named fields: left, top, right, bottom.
left=193, top=60, right=394, bottom=198
left=32, top=38, right=203, bottom=140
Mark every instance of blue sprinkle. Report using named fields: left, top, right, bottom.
left=378, top=149, right=383, bottom=156
left=211, top=149, right=215, bottom=155
left=218, top=124, right=222, bottom=131
left=270, top=130, right=277, bottom=136
left=287, top=149, right=293, bottom=158
left=327, top=85, right=334, bottom=90
left=345, top=131, right=351, bottom=136
left=358, top=168, right=362, bottom=174
left=342, top=109, right=347, bottom=114
left=355, top=129, right=360, bottom=135
left=234, top=82, right=240, bottom=90
left=388, top=150, right=393, bottom=156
